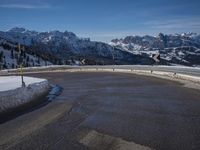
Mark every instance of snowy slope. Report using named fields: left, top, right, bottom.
left=0, top=38, right=52, bottom=69
left=110, top=33, right=200, bottom=66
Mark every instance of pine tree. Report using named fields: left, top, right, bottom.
left=0, top=51, right=3, bottom=63
left=23, top=48, right=26, bottom=58
left=11, top=50, right=14, bottom=59
left=26, top=56, right=30, bottom=62
left=25, top=62, right=29, bottom=67
left=58, top=59, right=63, bottom=65
left=17, top=57, right=20, bottom=65
left=37, top=57, right=40, bottom=64
left=12, top=63, right=15, bottom=69
left=14, top=53, right=18, bottom=60
left=0, top=51, right=3, bottom=69
left=3, top=61, right=7, bottom=69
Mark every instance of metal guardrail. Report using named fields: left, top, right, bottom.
left=1, top=65, right=200, bottom=84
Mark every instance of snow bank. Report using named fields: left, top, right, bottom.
left=0, top=76, right=50, bottom=114
left=0, top=76, right=47, bottom=92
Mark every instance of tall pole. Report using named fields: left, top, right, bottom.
left=20, top=64, right=25, bottom=87
left=18, top=43, right=25, bottom=87
left=111, top=46, right=115, bottom=65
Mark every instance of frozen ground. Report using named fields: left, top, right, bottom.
left=0, top=76, right=46, bottom=92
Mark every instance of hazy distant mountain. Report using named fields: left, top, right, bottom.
left=0, top=27, right=154, bottom=69
left=110, top=33, right=200, bottom=66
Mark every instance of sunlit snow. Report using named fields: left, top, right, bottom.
left=0, top=76, right=46, bottom=92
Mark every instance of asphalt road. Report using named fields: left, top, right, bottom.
left=1, top=72, right=200, bottom=150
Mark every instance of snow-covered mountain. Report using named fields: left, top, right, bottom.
left=0, top=27, right=154, bottom=69
left=3, top=27, right=199, bottom=69
left=110, top=33, right=200, bottom=66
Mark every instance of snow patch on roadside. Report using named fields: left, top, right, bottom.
left=0, top=76, right=47, bottom=92
left=0, top=76, right=49, bottom=114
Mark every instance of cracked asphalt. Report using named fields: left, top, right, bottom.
left=1, top=72, right=200, bottom=150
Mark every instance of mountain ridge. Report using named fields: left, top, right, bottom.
left=110, top=32, right=200, bottom=66
left=1, top=27, right=200, bottom=69
left=0, top=27, right=155, bottom=69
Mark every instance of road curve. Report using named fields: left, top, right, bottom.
left=0, top=72, right=200, bottom=150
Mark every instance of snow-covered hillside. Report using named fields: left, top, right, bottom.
left=0, top=38, right=52, bottom=69
left=110, top=33, right=200, bottom=66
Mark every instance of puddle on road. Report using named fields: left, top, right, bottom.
left=47, top=85, right=63, bottom=101
left=79, top=130, right=152, bottom=150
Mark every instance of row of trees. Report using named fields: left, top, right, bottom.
left=0, top=46, right=43, bottom=69
left=0, top=51, right=8, bottom=69
left=0, top=41, right=75, bottom=69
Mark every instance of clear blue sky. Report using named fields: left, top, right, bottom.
left=0, top=0, right=200, bottom=42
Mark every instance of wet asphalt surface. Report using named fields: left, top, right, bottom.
left=1, top=72, right=200, bottom=150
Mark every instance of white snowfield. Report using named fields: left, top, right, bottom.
left=0, top=76, right=47, bottom=92
left=0, top=76, right=49, bottom=114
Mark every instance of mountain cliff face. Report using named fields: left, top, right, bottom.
left=110, top=33, right=200, bottom=66
left=0, top=28, right=154, bottom=69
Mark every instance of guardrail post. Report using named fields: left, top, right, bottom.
left=173, top=72, right=176, bottom=76
left=20, top=64, right=26, bottom=87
